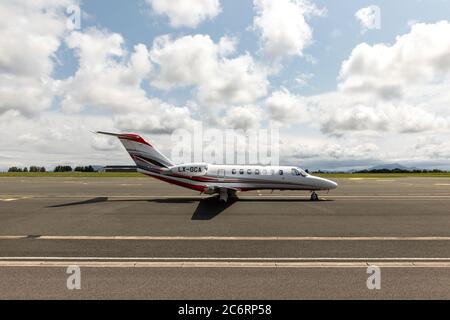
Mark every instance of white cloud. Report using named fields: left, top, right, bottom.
left=339, top=21, right=450, bottom=100
left=294, top=72, right=314, bottom=87
left=282, top=139, right=380, bottom=163
left=221, top=105, right=265, bottom=130
left=113, top=107, right=197, bottom=135
left=146, top=0, right=221, bottom=28
left=259, top=21, right=450, bottom=138
left=59, top=28, right=196, bottom=134
left=60, top=28, right=152, bottom=113
left=0, top=112, right=132, bottom=168
left=415, top=136, right=450, bottom=160
left=0, top=0, right=75, bottom=116
left=355, top=5, right=381, bottom=33
left=252, top=0, right=324, bottom=61
left=319, top=102, right=449, bottom=135
left=264, top=87, right=450, bottom=136
left=91, top=135, right=121, bottom=151
left=150, top=34, right=269, bottom=106
left=265, top=89, right=310, bottom=124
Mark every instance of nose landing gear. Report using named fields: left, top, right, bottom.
left=310, top=192, right=319, bottom=201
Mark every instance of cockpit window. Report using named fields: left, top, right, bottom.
left=292, top=168, right=308, bottom=177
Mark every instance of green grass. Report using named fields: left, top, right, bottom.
left=316, top=172, right=450, bottom=178
left=0, top=172, right=143, bottom=178
left=1, top=172, right=449, bottom=178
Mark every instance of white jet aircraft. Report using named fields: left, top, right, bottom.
left=97, top=132, right=338, bottom=202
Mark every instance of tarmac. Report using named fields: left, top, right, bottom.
left=0, top=176, right=450, bottom=299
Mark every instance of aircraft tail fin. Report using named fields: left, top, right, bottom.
left=96, top=132, right=174, bottom=170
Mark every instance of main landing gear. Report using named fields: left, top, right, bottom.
left=310, top=192, right=319, bottom=201
left=219, top=189, right=228, bottom=203
left=218, top=189, right=237, bottom=203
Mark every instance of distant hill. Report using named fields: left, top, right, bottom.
left=368, top=163, right=416, bottom=171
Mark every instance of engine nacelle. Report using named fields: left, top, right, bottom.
left=169, top=163, right=208, bottom=177
left=203, top=186, right=217, bottom=195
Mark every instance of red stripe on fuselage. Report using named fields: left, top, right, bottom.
left=144, top=173, right=206, bottom=192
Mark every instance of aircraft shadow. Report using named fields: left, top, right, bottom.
left=48, top=196, right=331, bottom=219
left=48, top=197, right=108, bottom=208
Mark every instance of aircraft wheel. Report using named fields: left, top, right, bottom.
left=219, top=189, right=229, bottom=203
left=310, top=192, right=319, bottom=201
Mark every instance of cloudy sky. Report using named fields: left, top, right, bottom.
left=1, top=0, right=450, bottom=171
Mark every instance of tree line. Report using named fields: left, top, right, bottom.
left=8, top=165, right=96, bottom=173
left=8, top=166, right=46, bottom=172
left=354, top=169, right=446, bottom=174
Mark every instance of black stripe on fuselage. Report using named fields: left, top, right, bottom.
left=133, top=154, right=169, bottom=168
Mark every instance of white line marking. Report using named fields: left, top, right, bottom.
left=2, top=257, right=450, bottom=261
left=1, top=235, right=450, bottom=241
left=3, top=194, right=450, bottom=200
left=1, top=261, right=450, bottom=268
left=1, top=258, right=450, bottom=268
left=0, top=197, right=30, bottom=202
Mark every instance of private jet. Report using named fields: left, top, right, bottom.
left=97, top=132, right=338, bottom=202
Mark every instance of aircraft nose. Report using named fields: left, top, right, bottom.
left=316, top=177, right=338, bottom=190
left=327, top=180, right=338, bottom=190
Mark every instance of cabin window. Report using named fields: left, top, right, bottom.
left=239, top=169, right=244, bottom=175
left=262, top=169, right=267, bottom=175
left=279, top=170, right=284, bottom=175
left=247, top=169, right=252, bottom=175
left=255, top=169, right=260, bottom=175
left=232, top=169, right=237, bottom=175
left=270, top=169, right=275, bottom=175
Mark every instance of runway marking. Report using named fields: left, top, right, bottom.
left=3, top=257, right=450, bottom=261
left=2, top=235, right=450, bottom=241
left=435, top=184, right=450, bottom=186
left=1, top=257, right=450, bottom=268
left=0, top=197, right=30, bottom=202
left=3, top=194, right=450, bottom=200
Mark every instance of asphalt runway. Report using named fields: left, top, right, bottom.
left=1, top=176, right=450, bottom=299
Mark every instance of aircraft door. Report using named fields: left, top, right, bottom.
left=217, top=169, right=226, bottom=182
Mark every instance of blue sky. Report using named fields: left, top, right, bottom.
left=62, top=0, right=450, bottom=97
left=1, top=0, right=450, bottom=170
